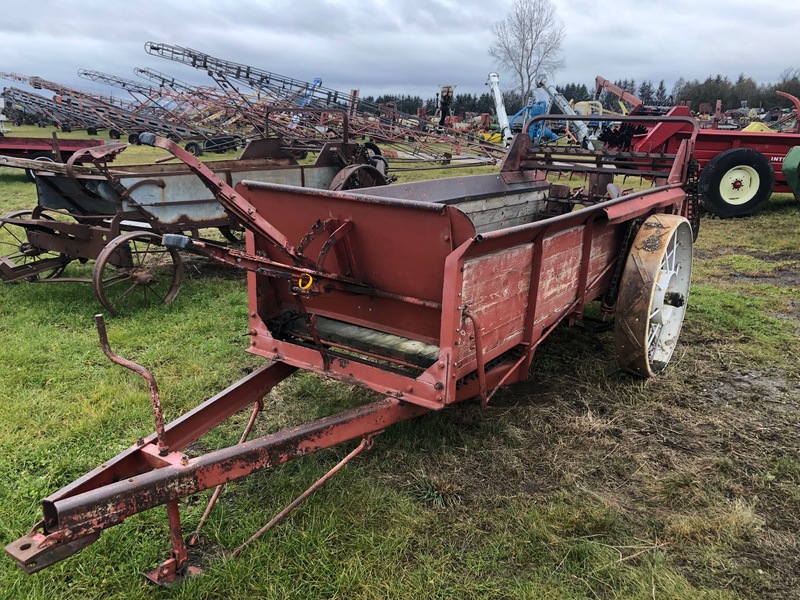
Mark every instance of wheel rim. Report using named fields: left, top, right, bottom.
left=718, top=165, right=759, bottom=205
left=328, top=164, right=388, bottom=190
left=614, top=215, right=693, bottom=376
left=0, top=210, right=69, bottom=281
left=93, top=231, right=183, bottom=315
left=646, top=225, right=692, bottom=369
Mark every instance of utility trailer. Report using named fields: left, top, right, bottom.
left=0, top=135, right=106, bottom=182
left=5, top=115, right=698, bottom=584
left=0, top=134, right=386, bottom=314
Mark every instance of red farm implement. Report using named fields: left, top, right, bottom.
left=5, top=114, right=699, bottom=584
left=595, top=75, right=800, bottom=217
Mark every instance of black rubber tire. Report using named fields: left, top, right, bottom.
left=61, top=124, right=71, bottom=133
left=128, top=133, right=141, bottom=145
left=109, top=129, right=121, bottom=140
left=698, top=148, right=774, bottom=218
left=184, top=141, right=203, bottom=156
left=25, top=152, right=55, bottom=183
left=87, top=127, right=98, bottom=136
left=369, top=154, right=389, bottom=176
left=363, top=142, right=382, bottom=156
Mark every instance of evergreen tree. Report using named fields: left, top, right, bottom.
left=655, top=80, right=668, bottom=105
left=638, top=80, right=655, bottom=105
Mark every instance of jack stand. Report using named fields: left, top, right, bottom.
left=144, top=500, right=201, bottom=586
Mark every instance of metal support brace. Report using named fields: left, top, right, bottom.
left=230, top=436, right=375, bottom=558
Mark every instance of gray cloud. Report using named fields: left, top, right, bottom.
left=2, top=0, right=798, bottom=103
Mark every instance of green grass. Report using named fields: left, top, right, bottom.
left=0, top=134, right=799, bottom=598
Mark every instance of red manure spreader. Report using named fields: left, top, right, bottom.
left=6, top=115, right=699, bottom=584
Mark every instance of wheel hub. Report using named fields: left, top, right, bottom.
left=719, top=165, right=759, bottom=205
left=131, top=269, right=155, bottom=286
left=650, top=270, right=677, bottom=325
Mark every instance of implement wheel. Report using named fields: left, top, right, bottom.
left=0, top=210, right=70, bottom=281
left=698, top=148, right=774, bottom=217
left=93, top=231, right=183, bottom=315
left=329, top=164, right=388, bottom=190
left=614, top=214, right=693, bottom=377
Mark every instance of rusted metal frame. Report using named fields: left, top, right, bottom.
left=332, top=219, right=360, bottom=279
left=41, top=362, right=297, bottom=509
left=281, top=330, right=429, bottom=371
left=437, top=238, right=477, bottom=406
left=230, top=436, right=373, bottom=558
left=11, top=217, right=96, bottom=243
left=520, top=148, right=677, bottom=170
left=514, top=114, right=699, bottom=167
left=668, top=138, right=694, bottom=186
left=37, top=397, right=429, bottom=547
left=570, top=212, right=598, bottom=323
left=0, top=255, right=71, bottom=283
left=292, top=295, right=331, bottom=369
left=189, top=400, right=262, bottom=546
left=452, top=350, right=536, bottom=404
left=5, top=362, right=297, bottom=573
left=296, top=218, right=334, bottom=255
left=171, top=238, right=442, bottom=310
left=291, top=217, right=357, bottom=274
left=316, top=220, right=353, bottom=271
left=460, top=310, right=489, bottom=408
left=65, top=143, right=129, bottom=177
left=143, top=500, right=190, bottom=586
left=519, top=226, right=549, bottom=377
left=266, top=108, right=350, bottom=145
left=536, top=147, right=671, bottom=160
left=249, top=337, right=444, bottom=409
left=142, top=135, right=308, bottom=266
left=773, top=91, right=800, bottom=133
left=96, top=314, right=169, bottom=455
left=603, top=187, right=685, bottom=225
left=519, top=163, right=672, bottom=180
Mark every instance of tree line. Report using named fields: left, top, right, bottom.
left=358, top=68, right=800, bottom=122
left=566, top=70, right=800, bottom=113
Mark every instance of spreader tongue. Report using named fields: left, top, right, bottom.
left=5, top=530, right=100, bottom=574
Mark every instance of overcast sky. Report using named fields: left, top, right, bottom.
left=2, top=0, right=799, bottom=103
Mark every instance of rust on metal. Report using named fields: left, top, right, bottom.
left=6, top=116, right=698, bottom=581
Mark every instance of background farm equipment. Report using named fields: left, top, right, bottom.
left=0, top=132, right=107, bottom=182
left=5, top=114, right=698, bottom=584
left=591, top=78, right=800, bottom=217
left=141, top=42, right=509, bottom=169
left=0, top=122, right=386, bottom=314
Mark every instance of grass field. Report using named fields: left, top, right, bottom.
left=0, top=127, right=798, bottom=599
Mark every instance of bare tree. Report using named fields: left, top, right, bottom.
left=489, top=0, right=565, bottom=100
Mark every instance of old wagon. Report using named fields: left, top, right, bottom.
left=0, top=133, right=386, bottom=314
left=5, top=115, right=698, bottom=583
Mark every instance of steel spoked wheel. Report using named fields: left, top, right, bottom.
left=93, top=231, right=184, bottom=315
left=614, top=214, right=693, bottom=377
left=0, top=210, right=69, bottom=281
